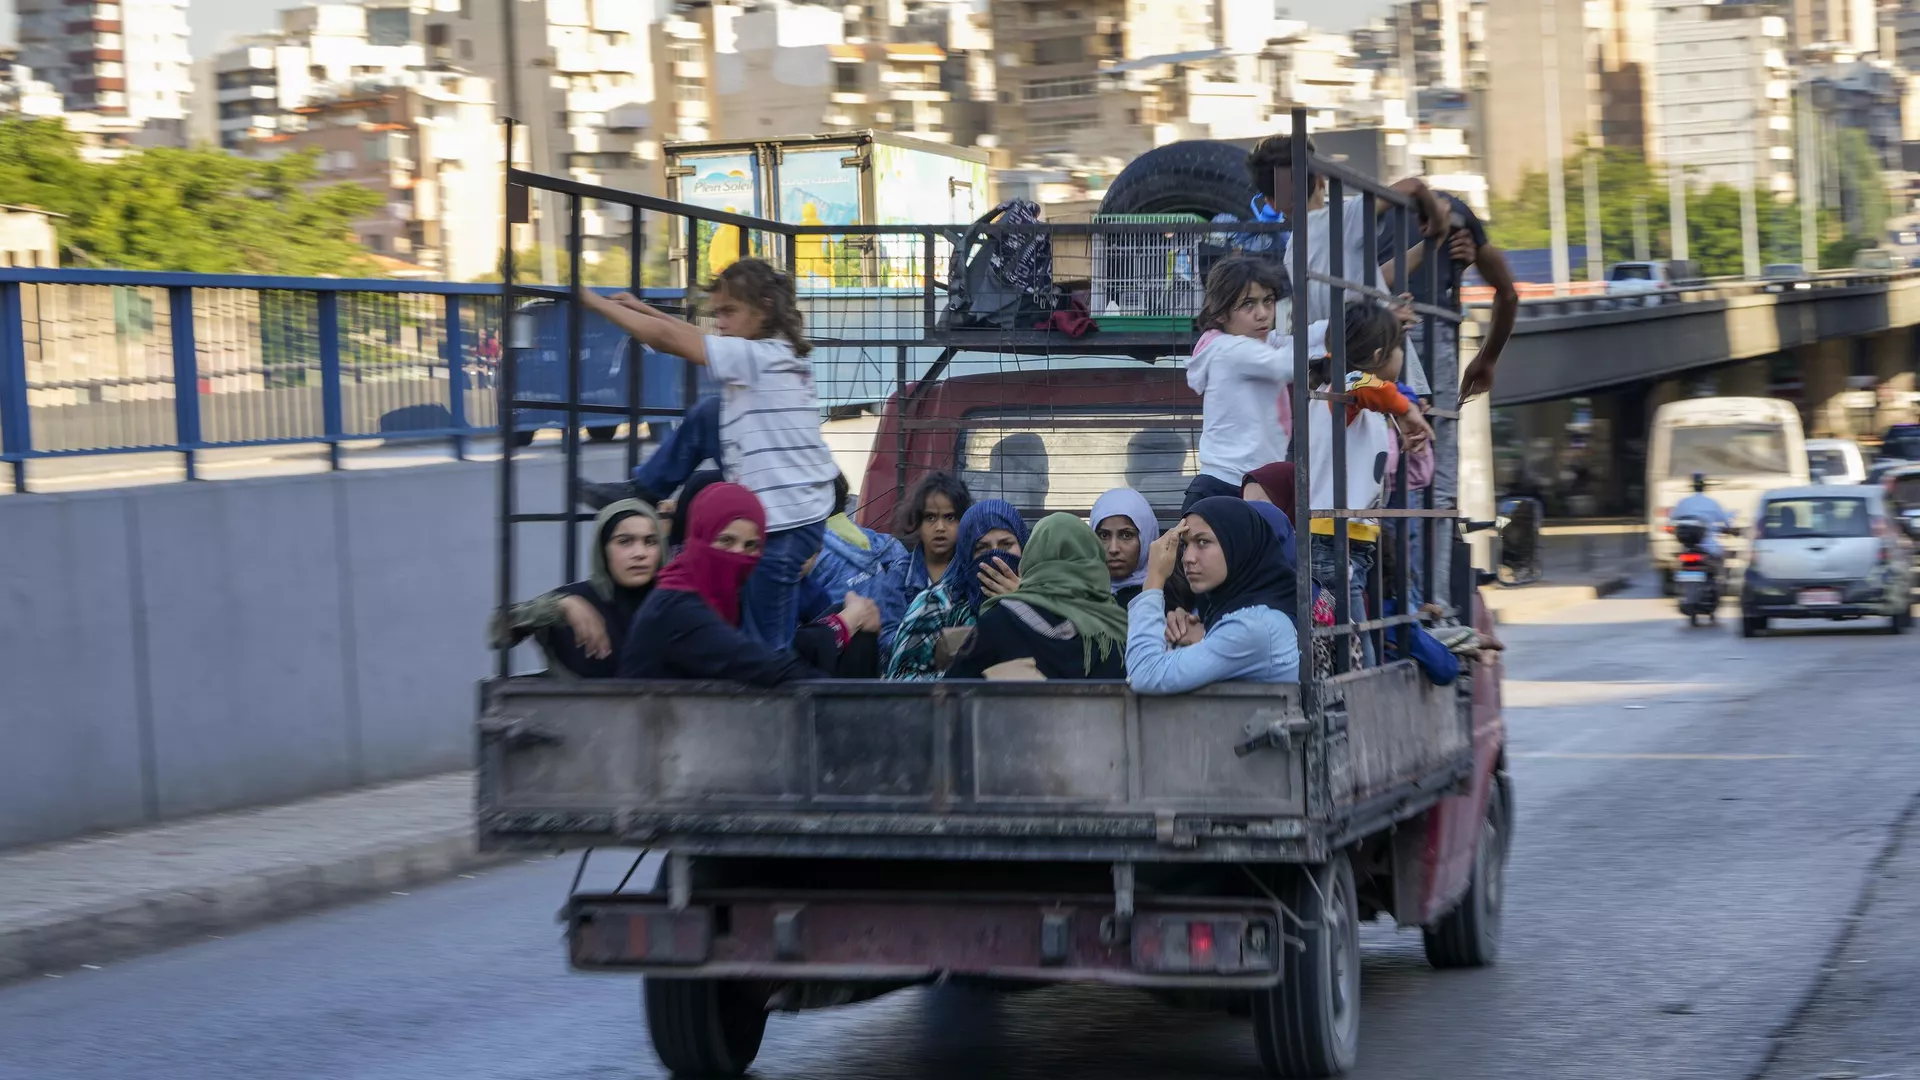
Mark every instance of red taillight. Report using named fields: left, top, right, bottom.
left=1679, top=552, right=1705, bottom=565
left=1190, top=921, right=1216, bottom=968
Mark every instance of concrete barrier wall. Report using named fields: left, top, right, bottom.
left=0, top=455, right=610, bottom=849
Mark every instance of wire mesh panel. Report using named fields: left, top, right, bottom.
left=1088, top=213, right=1207, bottom=328
left=19, top=283, right=179, bottom=453
left=198, top=288, right=323, bottom=446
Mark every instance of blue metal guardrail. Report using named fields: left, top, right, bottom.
left=0, top=268, right=699, bottom=492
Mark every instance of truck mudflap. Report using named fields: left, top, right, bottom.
left=566, top=890, right=1287, bottom=991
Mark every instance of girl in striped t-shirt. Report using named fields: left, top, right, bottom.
left=578, top=259, right=838, bottom=650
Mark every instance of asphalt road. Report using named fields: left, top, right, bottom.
left=3, top=584, right=1917, bottom=1080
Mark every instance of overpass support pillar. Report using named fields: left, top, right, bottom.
left=1872, top=330, right=1917, bottom=430
left=1798, top=339, right=1854, bottom=439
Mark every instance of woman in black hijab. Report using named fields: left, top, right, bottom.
left=666, top=469, right=726, bottom=554
left=490, top=498, right=664, bottom=679
left=1125, top=496, right=1302, bottom=694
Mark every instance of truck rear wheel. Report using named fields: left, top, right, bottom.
left=1252, top=856, right=1361, bottom=1077
left=1423, top=778, right=1510, bottom=969
left=642, top=977, right=770, bottom=1078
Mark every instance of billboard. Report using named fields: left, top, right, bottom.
left=676, top=152, right=759, bottom=281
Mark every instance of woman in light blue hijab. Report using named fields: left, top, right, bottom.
left=1090, top=487, right=1161, bottom=608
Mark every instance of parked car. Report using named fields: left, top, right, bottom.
left=1761, top=263, right=1808, bottom=293
left=1853, top=247, right=1897, bottom=271
left=1805, top=438, right=1867, bottom=485
left=1881, top=463, right=1920, bottom=542
left=1606, top=261, right=1671, bottom=296
left=1740, top=485, right=1914, bottom=636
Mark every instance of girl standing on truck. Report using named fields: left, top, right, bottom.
left=1289, top=301, right=1433, bottom=665
left=944, top=513, right=1129, bottom=680
left=1090, top=487, right=1161, bottom=607
left=1184, top=255, right=1327, bottom=514
left=885, top=499, right=1027, bottom=680
left=894, top=471, right=974, bottom=595
left=1125, top=497, right=1300, bottom=695
left=619, top=482, right=833, bottom=686
left=490, top=498, right=664, bottom=680
left=576, top=259, right=839, bottom=653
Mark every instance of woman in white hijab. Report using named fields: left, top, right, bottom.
left=1089, top=487, right=1162, bottom=607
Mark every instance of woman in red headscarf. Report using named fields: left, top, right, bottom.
left=618, top=481, right=828, bottom=685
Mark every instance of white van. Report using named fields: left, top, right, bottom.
left=1648, top=397, right=1809, bottom=586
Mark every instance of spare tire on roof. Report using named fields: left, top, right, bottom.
left=1097, top=140, right=1261, bottom=220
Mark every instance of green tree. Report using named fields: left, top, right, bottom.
left=1487, top=143, right=1878, bottom=278
left=0, top=118, right=385, bottom=275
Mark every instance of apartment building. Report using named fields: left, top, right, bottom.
left=250, top=73, right=506, bottom=280
left=0, top=52, right=67, bottom=119
left=1792, top=0, right=1878, bottom=55
left=689, top=1, right=951, bottom=142
left=989, top=0, right=1215, bottom=165
left=1481, top=0, right=1591, bottom=197
left=1592, top=0, right=1656, bottom=153
left=210, top=2, right=428, bottom=150
left=424, top=0, right=666, bottom=252
left=1650, top=1, right=1794, bottom=196
left=14, top=0, right=191, bottom=124
left=0, top=205, right=61, bottom=269
left=653, top=11, right=713, bottom=143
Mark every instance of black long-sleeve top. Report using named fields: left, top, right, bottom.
left=617, top=589, right=826, bottom=686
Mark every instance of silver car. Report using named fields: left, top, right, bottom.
left=1740, top=485, right=1915, bottom=637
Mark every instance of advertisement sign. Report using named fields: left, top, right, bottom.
left=778, top=148, right=861, bottom=285
left=777, top=149, right=861, bottom=226
left=868, top=143, right=990, bottom=287
left=676, top=152, right=758, bottom=281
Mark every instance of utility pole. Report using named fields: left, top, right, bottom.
left=500, top=0, right=559, bottom=284
left=1740, top=110, right=1760, bottom=277
left=1584, top=149, right=1604, bottom=282
left=1633, top=194, right=1650, bottom=260
left=1668, top=141, right=1689, bottom=264
left=1540, top=0, right=1572, bottom=293
left=1798, top=89, right=1818, bottom=270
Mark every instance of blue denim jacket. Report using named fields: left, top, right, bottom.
left=1124, top=589, right=1300, bottom=695
left=807, top=517, right=915, bottom=654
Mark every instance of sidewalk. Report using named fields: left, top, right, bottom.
left=0, top=772, right=501, bottom=983
left=1479, top=519, right=1646, bottom=622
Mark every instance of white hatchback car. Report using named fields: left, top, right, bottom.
left=1740, top=486, right=1915, bottom=637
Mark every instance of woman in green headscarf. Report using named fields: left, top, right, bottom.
left=944, top=513, right=1129, bottom=680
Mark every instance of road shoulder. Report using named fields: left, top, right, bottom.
left=0, top=772, right=503, bottom=983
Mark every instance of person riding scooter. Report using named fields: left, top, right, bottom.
left=1670, top=473, right=1734, bottom=559
left=1669, top=473, right=1736, bottom=622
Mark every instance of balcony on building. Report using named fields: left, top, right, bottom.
left=828, top=44, right=869, bottom=105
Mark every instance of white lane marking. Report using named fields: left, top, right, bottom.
left=1513, top=752, right=1810, bottom=761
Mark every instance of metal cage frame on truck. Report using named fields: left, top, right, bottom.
left=480, top=108, right=1510, bottom=1080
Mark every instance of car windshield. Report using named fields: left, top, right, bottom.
left=1667, top=424, right=1791, bottom=477
left=1610, top=264, right=1652, bottom=281
left=1807, top=448, right=1852, bottom=477
left=1763, top=497, right=1873, bottom=538
left=1891, top=476, right=1920, bottom=506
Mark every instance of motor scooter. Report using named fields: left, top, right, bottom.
left=1671, top=517, right=1733, bottom=626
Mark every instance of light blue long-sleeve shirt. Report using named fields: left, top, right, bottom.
left=1124, top=588, right=1301, bottom=696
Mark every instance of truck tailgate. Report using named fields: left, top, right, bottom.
left=479, top=679, right=1315, bottom=860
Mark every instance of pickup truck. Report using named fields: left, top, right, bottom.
left=485, top=129, right=1511, bottom=1078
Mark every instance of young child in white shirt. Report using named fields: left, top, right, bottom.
left=1184, top=255, right=1327, bottom=514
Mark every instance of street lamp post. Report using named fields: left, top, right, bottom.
left=1540, top=0, right=1572, bottom=293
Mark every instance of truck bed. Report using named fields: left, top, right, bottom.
left=478, top=661, right=1472, bottom=865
